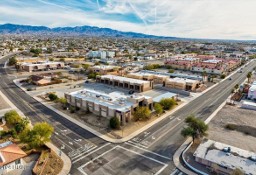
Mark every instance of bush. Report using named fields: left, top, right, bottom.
left=88, top=72, right=99, bottom=79
left=154, top=103, right=163, bottom=114
left=168, top=69, right=175, bottom=73
left=109, top=117, right=120, bottom=129
left=69, top=106, right=75, bottom=113
left=225, top=124, right=236, bottom=130
left=133, top=107, right=151, bottom=121
left=220, top=74, right=226, bottom=79
left=48, top=93, right=58, bottom=101
left=159, top=98, right=176, bottom=110
left=144, top=64, right=161, bottom=70
left=8, top=57, right=17, bottom=66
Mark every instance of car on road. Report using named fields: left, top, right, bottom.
left=229, top=77, right=232, bottom=80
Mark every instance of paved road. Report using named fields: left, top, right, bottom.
left=0, top=53, right=255, bottom=175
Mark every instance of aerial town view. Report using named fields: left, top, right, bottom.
left=0, top=1, right=256, bottom=175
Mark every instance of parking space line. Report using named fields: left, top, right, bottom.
left=73, top=143, right=111, bottom=164
left=125, top=142, right=171, bottom=160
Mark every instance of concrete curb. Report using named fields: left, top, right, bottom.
left=45, top=143, right=72, bottom=175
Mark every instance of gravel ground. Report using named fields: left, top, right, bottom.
left=0, top=92, right=11, bottom=110
left=208, top=105, right=256, bottom=152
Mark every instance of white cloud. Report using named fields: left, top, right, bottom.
left=0, top=0, right=256, bottom=39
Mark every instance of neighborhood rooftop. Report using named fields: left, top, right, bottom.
left=100, top=75, right=150, bottom=84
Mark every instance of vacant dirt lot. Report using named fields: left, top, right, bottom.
left=0, top=93, right=11, bottom=110
left=208, top=105, right=256, bottom=152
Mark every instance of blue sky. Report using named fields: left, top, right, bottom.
left=0, top=0, right=256, bottom=40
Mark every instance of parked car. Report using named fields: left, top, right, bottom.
left=128, top=90, right=135, bottom=94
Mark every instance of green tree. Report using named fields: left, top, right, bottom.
left=154, top=103, right=163, bottom=114
left=8, top=57, right=17, bottom=66
left=4, top=110, right=22, bottom=125
left=48, top=93, right=58, bottom=101
left=82, top=64, right=90, bottom=70
left=57, top=97, right=67, bottom=108
left=59, top=58, right=65, bottom=62
left=14, top=118, right=29, bottom=133
left=247, top=72, right=252, bottom=83
left=49, top=58, right=54, bottom=61
left=159, top=98, right=176, bottom=110
left=19, top=122, right=54, bottom=148
left=94, top=62, right=100, bottom=65
left=168, top=69, right=175, bottom=73
left=88, top=72, right=99, bottom=79
left=181, top=115, right=208, bottom=142
left=133, top=107, right=151, bottom=121
left=109, top=117, right=120, bottom=129
left=234, top=84, right=239, bottom=91
left=220, top=74, right=226, bottom=79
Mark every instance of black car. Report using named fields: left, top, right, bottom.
left=128, top=90, right=135, bottom=94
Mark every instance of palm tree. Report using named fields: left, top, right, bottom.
left=202, top=71, right=207, bottom=82
left=247, top=72, right=252, bottom=83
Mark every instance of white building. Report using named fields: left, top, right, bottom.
left=87, top=51, right=115, bottom=59
left=194, top=139, right=256, bottom=175
left=248, top=81, right=256, bottom=100
left=65, top=88, right=153, bottom=125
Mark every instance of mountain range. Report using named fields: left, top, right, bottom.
left=0, top=23, right=176, bottom=39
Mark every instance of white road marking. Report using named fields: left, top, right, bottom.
left=78, top=145, right=168, bottom=175
left=125, top=142, right=171, bottom=160
left=73, top=143, right=111, bottom=164
left=127, top=140, right=149, bottom=149
left=71, top=145, right=97, bottom=161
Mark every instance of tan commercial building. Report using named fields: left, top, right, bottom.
left=96, top=75, right=153, bottom=92
left=165, top=78, right=199, bottom=91
left=20, top=61, right=64, bottom=72
left=89, top=65, right=120, bottom=75
left=127, top=72, right=169, bottom=84
left=65, top=88, right=153, bottom=125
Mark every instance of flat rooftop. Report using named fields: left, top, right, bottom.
left=153, top=92, right=177, bottom=102
left=92, top=65, right=118, bottom=70
left=202, top=59, right=222, bottom=63
left=21, top=61, right=63, bottom=66
left=69, top=88, right=150, bottom=112
left=194, top=139, right=256, bottom=174
left=100, top=75, right=150, bottom=84
left=128, top=72, right=169, bottom=78
left=140, top=70, right=203, bottom=81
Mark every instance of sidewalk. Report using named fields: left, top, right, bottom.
left=0, top=89, right=72, bottom=175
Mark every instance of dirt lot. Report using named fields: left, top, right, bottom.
left=208, top=105, right=256, bottom=152
left=0, top=93, right=11, bottom=110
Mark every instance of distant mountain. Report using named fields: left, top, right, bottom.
left=0, top=23, right=176, bottom=39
